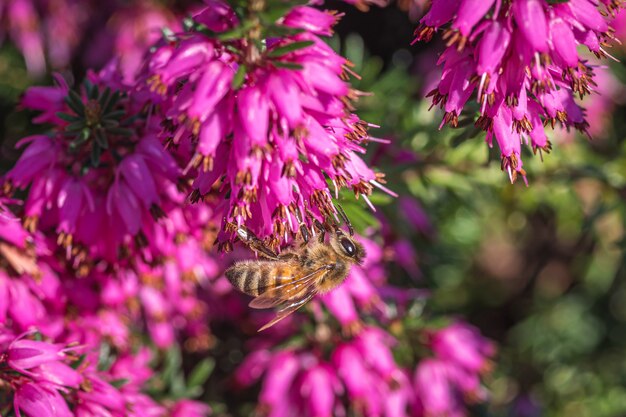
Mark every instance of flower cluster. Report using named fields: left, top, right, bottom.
left=5, top=73, right=184, bottom=265
left=0, top=0, right=181, bottom=78
left=413, top=0, right=624, bottom=183
left=137, top=4, right=393, bottom=248
left=0, top=201, right=213, bottom=416
left=234, top=321, right=494, bottom=417
left=0, top=0, right=91, bottom=76
left=414, top=322, right=495, bottom=417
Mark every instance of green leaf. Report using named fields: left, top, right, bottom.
left=263, top=25, right=304, bottom=38
left=162, top=345, right=182, bottom=387
left=216, top=21, right=254, bottom=41
left=110, top=378, right=130, bottom=388
left=102, top=91, right=121, bottom=115
left=182, top=17, right=195, bottom=31
left=187, top=358, right=215, bottom=389
left=95, top=129, right=109, bottom=149
left=272, top=61, right=303, bottom=70
left=267, top=41, right=314, bottom=58
left=98, top=87, right=111, bottom=108
left=259, top=0, right=308, bottom=23
left=56, top=112, right=81, bottom=122
left=97, top=342, right=113, bottom=371
left=68, top=134, right=89, bottom=151
left=107, top=127, right=134, bottom=136
left=232, top=64, right=247, bottom=90
left=101, top=119, right=120, bottom=129
left=90, top=144, right=102, bottom=167
left=103, top=109, right=126, bottom=120
left=65, top=90, right=85, bottom=116
left=65, top=121, right=86, bottom=132
left=71, top=354, right=87, bottom=370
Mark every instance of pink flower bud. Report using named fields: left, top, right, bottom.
left=8, top=339, right=68, bottom=372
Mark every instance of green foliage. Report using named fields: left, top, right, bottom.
left=337, top=27, right=626, bottom=417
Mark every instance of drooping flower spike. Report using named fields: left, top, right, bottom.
left=414, top=0, right=624, bottom=183
left=138, top=3, right=395, bottom=248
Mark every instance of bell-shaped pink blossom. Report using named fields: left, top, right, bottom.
left=513, top=0, right=548, bottom=53
left=7, top=339, right=69, bottom=372
left=431, top=321, right=495, bottom=373
left=14, top=383, right=72, bottom=417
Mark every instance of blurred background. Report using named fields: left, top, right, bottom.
left=1, top=1, right=626, bottom=416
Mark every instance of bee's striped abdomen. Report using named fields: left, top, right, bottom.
left=225, top=262, right=259, bottom=296
left=225, top=261, right=296, bottom=297
left=225, top=261, right=278, bottom=296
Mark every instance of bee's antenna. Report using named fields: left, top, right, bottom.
left=336, top=204, right=354, bottom=236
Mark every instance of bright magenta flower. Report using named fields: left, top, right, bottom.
left=414, top=0, right=623, bottom=182
left=138, top=3, right=392, bottom=247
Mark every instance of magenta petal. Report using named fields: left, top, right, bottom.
left=300, top=365, right=335, bottom=417
left=30, top=362, right=83, bottom=388
left=8, top=339, right=65, bottom=371
left=513, top=0, right=548, bottom=52
left=237, top=85, right=270, bottom=147
left=421, top=0, right=461, bottom=28
left=259, top=351, right=300, bottom=407
left=476, top=21, right=511, bottom=75
left=119, top=154, right=159, bottom=209
left=268, top=71, right=303, bottom=128
left=568, top=0, right=608, bottom=32
left=14, top=383, right=56, bottom=417
left=453, top=0, right=496, bottom=36
left=550, top=17, right=580, bottom=68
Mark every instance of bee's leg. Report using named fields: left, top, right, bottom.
left=306, top=208, right=329, bottom=243
left=335, top=204, right=354, bottom=236
left=226, top=222, right=280, bottom=260
left=313, top=219, right=326, bottom=243
left=278, top=252, right=299, bottom=261
left=293, top=207, right=310, bottom=244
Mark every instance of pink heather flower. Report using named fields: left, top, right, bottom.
left=4, top=0, right=46, bottom=76
left=7, top=338, right=70, bottom=372
left=28, top=361, right=83, bottom=388
left=20, top=74, right=69, bottom=124
left=414, top=0, right=623, bottom=182
left=414, top=359, right=465, bottom=417
left=14, top=382, right=73, bottom=417
left=139, top=3, right=392, bottom=246
left=282, top=7, right=341, bottom=36
left=0, top=0, right=93, bottom=77
left=431, top=322, right=495, bottom=373
left=84, top=4, right=177, bottom=85
left=259, top=350, right=301, bottom=409
left=171, top=400, right=212, bottom=417
left=5, top=76, right=185, bottom=263
left=300, top=364, right=341, bottom=417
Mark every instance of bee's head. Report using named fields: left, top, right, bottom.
left=330, top=229, right=366, bottom=265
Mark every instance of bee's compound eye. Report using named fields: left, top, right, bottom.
left=340, top=238, right=356, bottom=257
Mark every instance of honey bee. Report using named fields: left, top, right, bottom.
left=225, top=206, right=365, bottom=331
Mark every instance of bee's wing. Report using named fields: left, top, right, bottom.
left=248, top=265, right=329, bottom=309
left=257, top=287, right=318, bottom=332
